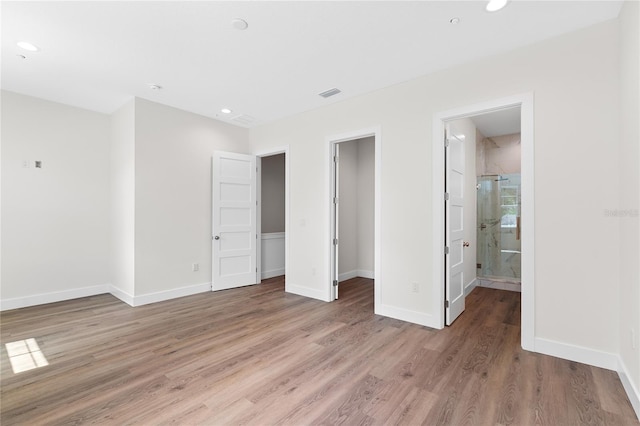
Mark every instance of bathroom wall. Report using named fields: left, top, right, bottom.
left=476, top=133, right=521, bottom=176
left=476, top=132, right=522, bottom=282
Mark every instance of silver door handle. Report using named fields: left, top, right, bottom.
left=214, top=236, right=220, bottom=240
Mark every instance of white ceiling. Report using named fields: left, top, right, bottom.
left=1, top=1, right=623, bottom=128
left=470, top=106, right=521, bottom=137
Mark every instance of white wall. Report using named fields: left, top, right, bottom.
left=338, top=140, right=358, bottom=277
left=1, top=91, right=110, bottom=308
left=261, top=153, right=285, bottom=233
left=110, top=99, right=136, bottom=298
left=356, top=138, right=375, bottom=277
left=449, top=118, right=477, bottom=293
left=250, top=20, right=621, bottom=355
left=133, top=98, right=251, bottom=297
left=337, top=137, right=374, bottom=281
left=618, top=0, right=640, bottom=415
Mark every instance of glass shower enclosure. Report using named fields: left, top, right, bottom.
left=476, top=173, right=521, bottom=281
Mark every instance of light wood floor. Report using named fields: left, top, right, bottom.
left=1, top=277, right=638, bottom=425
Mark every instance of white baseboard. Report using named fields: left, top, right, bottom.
left=129, top=282, right=211, bottom=307
left=477, top=278, right=521, bottom=292
left=286, top=284, right=329, bottom=302
left=0, top=284, right=109, bottom=311
left=376, top=304, right=437, bottom=328
left=534, top=337, right=619, bottom=371
left=339, top=270, right=375, bottom=282
left=339, top=270, right=358, bottom=282
left=464, top=278, right=478, bottom=296
left=618, top=357, right=640, bottom=420
left=109, top=285, right=135, bottom=306
left=261, top=268, right=285, bottom=280
left=357, top=269, right=375, bottom=279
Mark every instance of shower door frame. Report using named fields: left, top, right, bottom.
left=477, top=173, right=522, bottom=281
left=432, top=93, right=535, bottom=352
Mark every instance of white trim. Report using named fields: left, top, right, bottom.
left=0, top=284, right=109, bottom=311
left=254, top=146, right=290, bottom=293
left=260, top=232, right=285, bottom=280
left=261, top=232, right=285, bottom=240
left=109, top=285, right=135, bottom=306
left=287, top=284, right=329, bottom=302
left=338, top=270, right=359, bottom=282
left=618, top=357, right=640, bottom=420
left=130, top=282, right=211, bottom=307
left=326, top=127, right=381, bottom=310
left=477, top=278, right=521, bottom=293
left=357, top=269, right=375, bottom=280
left=377, top=304, right=438, bottom=328
left=256, top=155, right=262, bottom=283
left=534, top=337, right=619, bottom=371
left=432, top=93, right=535, bottom=352
left=261, top=269, right=285, bottom=280
left=339, top=270, right=375, bottom=282
left=464, top=277, right=478, bottom=296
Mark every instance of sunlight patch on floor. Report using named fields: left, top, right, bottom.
left=5, top=338, right=49, bottom=374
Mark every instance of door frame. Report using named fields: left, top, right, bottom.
left=254, top=146, right=290, bottom=290
left=432, top=93, right=535, bottom=351
left=326, top=127, right=381, bottom=309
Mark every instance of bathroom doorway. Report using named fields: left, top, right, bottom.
left=472, top=108, right=522, bottom=292
left=432, top=93, right=534, bottom=350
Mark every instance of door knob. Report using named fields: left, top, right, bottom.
left=463, top=241, right=470, bottom=247
left=214, top=236, right=220, bottom=240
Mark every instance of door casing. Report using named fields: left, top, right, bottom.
left=432, top=93, right=535, bottom=351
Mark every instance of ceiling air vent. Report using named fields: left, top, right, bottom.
left=231, top=114, right=255, bottom=126
left=318, top=88, right=341, bottom=98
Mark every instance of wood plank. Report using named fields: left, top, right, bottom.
left=1, top=279, right=637, bottom=425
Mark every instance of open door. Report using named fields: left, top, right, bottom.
left=212, top=151, right=258, bottom=291
left=445, top=130, right=466, bottom=324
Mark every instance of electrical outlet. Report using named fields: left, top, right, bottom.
left=311, top=267, right=316, bottom=276
left=192, top=263, right=199, bottom=272
left=632, top=329, right=637, bottom=350
left=411, top=282, right=419, bottom=293
left=22, top=160, right=30, bottom=168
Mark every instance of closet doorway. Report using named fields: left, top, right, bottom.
left=328, top=127, right=380, bottom=310
left=257, top=149, right=288, bottom=290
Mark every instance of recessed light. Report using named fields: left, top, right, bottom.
left=17, top=41, right=39, bottom=52
left=486, top=0, right=508, bottom=12
left=221, top=108, right=233, bottom=114
left=449, top=17, right=460, bottom=25
left=149, top=84, right=162, bottom=90
left=231, top=18, right=248, bottom=31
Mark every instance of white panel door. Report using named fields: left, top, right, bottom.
left=212, top=152, right=257, bottom=291
left=446, top=132, right=465, bottom=325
